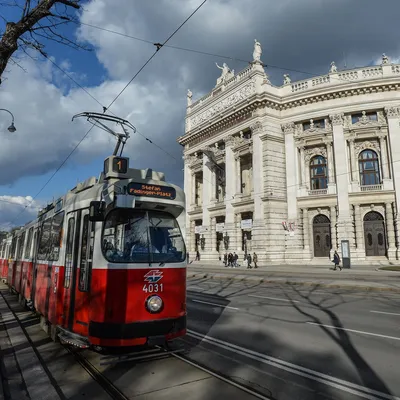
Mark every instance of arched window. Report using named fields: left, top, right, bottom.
left=310, top=156, right=328, bottom=190
left=359, top=150, right=380, bottom=186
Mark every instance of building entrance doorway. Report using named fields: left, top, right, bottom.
left=313, top=214, right=331, bottom=257
left=364, top=211, right=386, bottom=257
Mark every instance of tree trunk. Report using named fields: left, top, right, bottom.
left=0, top=0, right=80, bottom=82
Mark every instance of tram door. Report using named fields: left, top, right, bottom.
left=62, top=209, right=93, bottom=336
left=62, top=210, right=81, bottom=331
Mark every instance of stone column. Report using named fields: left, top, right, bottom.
left=302, top=208, right=310, bottom=251
left=235, top=154, right=242, bottom=194
left=330, top=113, right=355, bottom=251
left=235, top=213, right=242, bottom=252
left=190, top=220, right=196, bottom=252
left=330, top=206, right=337, bottom=251
left=202, top=154, right=213, bottom=256
left=211, top=217, right=217, bottom=255
left=282, top=123, right=298, bottom=220
left=354, top=204, right=363, bottom=252
left=191, top=172, right=196, bottom=206
left=378, top=135, right=389, bottom=180
left=326, top=141, right=335, bottom=184
left=385, top=202, right=396, bottom=260
left=210, top=167, right=217, bottom=202
left=385, top=106, right=400, bottom=259
left=224, top=137, right=236, bottom=250
left=300, top=146, right=306, bottom=187
left=348, top=139, right=357, bottom=182
left=251, top=121, right=265, bottom=254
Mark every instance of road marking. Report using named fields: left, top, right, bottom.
left=248, top=294, right=300, bottom=303
left=190, top=299, right=239, bottom=310
left=370, top=310, right=400, bottom=316
left=307, top=322, right=400, bottom=341
left=187, top=286, right=202, bottom=290
left=187, top=329, right=400, bottom=400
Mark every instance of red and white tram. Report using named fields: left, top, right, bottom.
left=0, top=152, right=187, bottom=350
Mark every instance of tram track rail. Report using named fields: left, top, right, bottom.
left=65, top=347, right=131, bottom=400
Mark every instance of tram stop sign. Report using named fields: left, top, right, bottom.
left=341, top=240, right=351, bottom=268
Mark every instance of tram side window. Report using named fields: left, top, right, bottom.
left=10, top=237, right=17, bottom=259
left=37, top=218, right=52, bottom=261
left=79, top=215, right=94, bottom=292
left=16, top=232, right=26, bottom=260
left=64, top=218, right=75, bottom=288
left=49, top=212, right=64, bottom=261
left=24, top=228, right=33, bottom=259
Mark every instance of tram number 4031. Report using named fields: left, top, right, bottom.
left=143, top=283, right=164, bottom=293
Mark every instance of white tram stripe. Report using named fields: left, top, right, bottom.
left=370, top=310, right=400, bottom=316
left=307, top=322, right=400, bottom=341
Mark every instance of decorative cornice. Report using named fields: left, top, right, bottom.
left=385, top=106, right=400, bottom=118
left=304, top=146, right=327, bottom=162
left=190, top=78, right=256, bottom=129
left=179, top=85, right=400, bottom=147
left=330, top=113, right=344, bottom=126
left=354, top=139, right=380, bottom=155
left=281, top=122, right=295, bottom=134
left=250, top=120, right=263, bottom=134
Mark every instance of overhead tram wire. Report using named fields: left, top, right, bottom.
left=76, top=20, right=355, bottom=83
left=105, top=0, right=208, bottom=111
left=7, top=0, right=208, bottom=226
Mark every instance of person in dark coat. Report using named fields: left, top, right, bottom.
left=253, top=252, right=258, bottom=268
left=333, top=250, right=342, bottom=271
left=247, top=254, right=252, bottom=269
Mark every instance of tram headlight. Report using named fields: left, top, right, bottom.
left=146, top=295, right=163, bottom=313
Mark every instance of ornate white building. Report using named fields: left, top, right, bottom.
left=178, top=44, right=400, bottom=264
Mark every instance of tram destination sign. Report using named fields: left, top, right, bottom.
left=127, top=182, right=176, bottom=200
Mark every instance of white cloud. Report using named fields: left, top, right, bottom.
left=1, top=0, right=400, bottom=231
left=0, top=196, right=42, bottom=231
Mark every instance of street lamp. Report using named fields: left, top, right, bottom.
left=0, top=108, right=16, bottom=133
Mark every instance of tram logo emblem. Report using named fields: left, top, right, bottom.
left=144, top=270, right=163, bottom=283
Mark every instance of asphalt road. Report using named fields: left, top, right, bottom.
left=184, top=276, right=400, bottom=400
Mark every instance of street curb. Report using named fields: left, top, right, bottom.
left=187, top=272, right=400, bottom=293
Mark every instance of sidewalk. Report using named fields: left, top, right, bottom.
left=187, top=262, right=400, bottom=292
left=0, top=285, right=62, bottom=400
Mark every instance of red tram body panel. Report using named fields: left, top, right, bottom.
left=0, top=157, right=187, bottom=351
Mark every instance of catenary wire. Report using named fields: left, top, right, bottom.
left=76, top=20, right=358, bottom=83
left=106, top=0, right=208, bottom=110
left=7, top=0, right=208, bottom=226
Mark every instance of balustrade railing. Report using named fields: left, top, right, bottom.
left=360, top=184, right=382, bottom=192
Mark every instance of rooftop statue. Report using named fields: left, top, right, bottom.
left=329, top=61, right=337, bottom=73
left=253, top=39, right=262, bottom=63
left=187, top=89, right=192, bottom=107
left=215, top=62, right=233, bottom=85
left=283, top=74, right=291, bottom=85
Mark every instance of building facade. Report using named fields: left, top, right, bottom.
left=178, top=44, right=400, bottom=264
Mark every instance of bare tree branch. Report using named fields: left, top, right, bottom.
left=0, top=0, right=83, bottom=83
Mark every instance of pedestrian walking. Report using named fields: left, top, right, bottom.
left=195, top=250, right=200, bottom=261
left=233, top=252, right=238, bottom=267
left=333, top=250, right=342, bottom=271
left=253, top=252, right=258, bottom=268
left=223, top=253, right=228, bottom=266
left=247, top=253, right=252, bottom=269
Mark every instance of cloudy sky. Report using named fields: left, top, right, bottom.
left=0, top=0, right=400, bottom=230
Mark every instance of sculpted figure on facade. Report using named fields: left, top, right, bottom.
left=187, top=89, right=192, bottom=107
left=215, top=62, right=233, bottom=85
left=283, top=74, right=291, bottom=85
left=382, top=53, right=389, bottom=65
left=329, top=61, right=337, bottom=73
left=253, top=39, right=262, bottom=63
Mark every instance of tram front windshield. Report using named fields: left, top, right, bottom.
left=102, top=209, right=186, bottom=264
